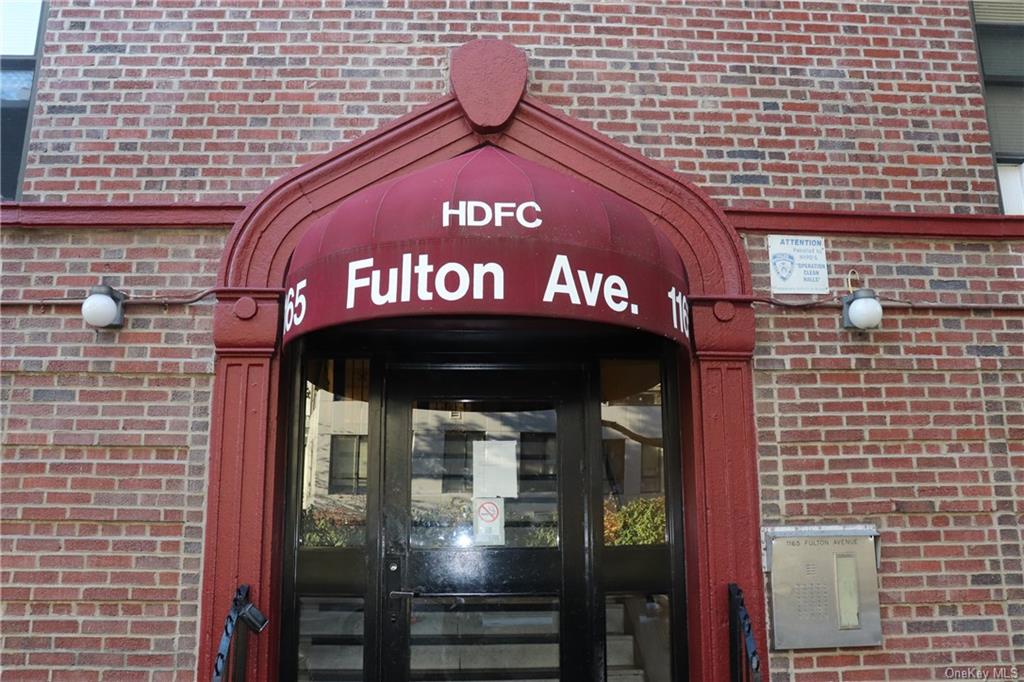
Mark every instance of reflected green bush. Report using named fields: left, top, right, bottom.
left=521, top=523, right=558, bottom=547
left=300, top=505, right=364, bottom=547
left=302, top=497, right=666, bottom=547
left=410, top=498, right=473, bottom=546
left=411, top=497, right=472, bottom=528
left=604, top=497, right=666, bottom=546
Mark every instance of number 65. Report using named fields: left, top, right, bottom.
left=283, top=279, right=307, bottom=333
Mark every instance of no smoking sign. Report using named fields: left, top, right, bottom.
left=472, top=497, right=505, bottom=546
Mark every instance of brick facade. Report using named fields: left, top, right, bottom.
left=2, top=1, right=1023, bottom=680
left=3, top=224, right=1020, bottom=680
left=746, top=233, right=1024, bottom=680
left=23, top=0, right=1001, bottom=212
left=0, top=229, right=223, bottom=680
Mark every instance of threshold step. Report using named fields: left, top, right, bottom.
left=607, top=634, right=637, bottom=667
left=411, top=671, right=558, bottom=682
left=300, top=602, right=626, bottom=636
left=301, top=635, right=638, bottom=670
left=411, top=642, right=558, bottom=669
left=609, top=667, right=647, bottom=681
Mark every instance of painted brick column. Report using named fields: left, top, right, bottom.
left=687, top=299, right=767, bottom=681
left=199, top=290, right=283, bottom=681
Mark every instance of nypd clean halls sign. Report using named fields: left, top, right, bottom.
left=768, top=235, right=830, bottom=295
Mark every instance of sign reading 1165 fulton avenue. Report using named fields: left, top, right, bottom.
left=282, top=200, right=691, bottom=346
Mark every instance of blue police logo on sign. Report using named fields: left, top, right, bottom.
left=772, top=252, right=795, bottom=281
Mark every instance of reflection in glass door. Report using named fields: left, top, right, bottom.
left=290, top=358, right=371, bottom=681
left=601, top=359, right=679, bottom=682
left=285, top=354, right=685, bottom=681
left=381, top=368, right=591, bottom=680
left=405, top=399, right=560, bottom=678
left=409, top=399, right=559, bottom=550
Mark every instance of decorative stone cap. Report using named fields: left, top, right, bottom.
left=451, top=39, right=528, bottom=133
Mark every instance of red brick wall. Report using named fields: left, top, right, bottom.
left=1, top=228, right=224, bottom=680
left=3, top=1, right=1021, bottom=679
left=746, top=233, right=1024, bottom=680
left=22, top=0, right=1002, bottom=213
left=3, top=224, right=1020, bottom=680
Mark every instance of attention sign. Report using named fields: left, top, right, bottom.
left=767, top=235, right=830, bottom=295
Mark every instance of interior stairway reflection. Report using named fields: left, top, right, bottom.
left=298, top=596, right=651, bottom=681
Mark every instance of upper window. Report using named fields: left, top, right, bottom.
left=0, top=0, right=43, bottom=201
left=329, top=434, right=368, bottom=495
left=974, top=1, right=1024, bottom=214
left=441, top=429, right=484, bottom=493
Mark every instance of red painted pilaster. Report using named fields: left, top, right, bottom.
left=199, top=290, right=284, bottom=681
left=686, top=300, right=767, bottom=681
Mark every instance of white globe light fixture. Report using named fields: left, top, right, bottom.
left=841, top=288, right=883, bottom=330
left=81, top=285, right=126, bottom=328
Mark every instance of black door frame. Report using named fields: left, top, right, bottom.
left=373, top=364, right=601, bottom=681
left=281, top=323, right=688, bottom=681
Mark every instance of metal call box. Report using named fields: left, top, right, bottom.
left=762, top=525, right=882, bottom=649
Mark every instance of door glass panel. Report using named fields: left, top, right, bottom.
left=301, top=358, right=369, bottom=548
left=409, top=596, right=560, bottom=681
left=297, top=596, right=364, bottom=681
left=606, top=593, right=672, bottom=682
left=287, top=357, right=681, bottom=679
left=294, top=358, right=369, bottom=679
left=601, top=359, right=667, bottom=546
left=410, top=400, right=559, bottom=549
left=601, top=360, right=673, bottom=680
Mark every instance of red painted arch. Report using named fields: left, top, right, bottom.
left=216, top=92, right=751, bottom=298
left=201, top=39, right=765, bottom=681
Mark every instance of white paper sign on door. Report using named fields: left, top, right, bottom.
left=472, top=440, right=518, bottom=499
left=473, top=497, right=505, bottom=546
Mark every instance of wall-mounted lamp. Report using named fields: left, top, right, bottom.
left=841, top=288, right=883, bottom=330
left=81, top=285, right=127, bottom=329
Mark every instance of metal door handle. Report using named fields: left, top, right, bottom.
left=389, top=590, right=416, bottom=600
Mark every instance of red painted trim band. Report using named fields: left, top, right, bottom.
left=0, top=201, right=244, bottom=228
left=3, top=286, right=285, bottom=307
left=728, top=207, right=1024, bottom=239
left=3, top=202, right=1021, bottom=239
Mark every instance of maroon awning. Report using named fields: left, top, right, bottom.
left=282, top=146, right=690, bottom=345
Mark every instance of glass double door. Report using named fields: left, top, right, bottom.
left=378, top=366, right=598, bottom=681
left=289, top=358, right=681, bottom=681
